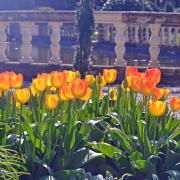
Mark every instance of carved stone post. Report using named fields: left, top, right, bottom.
left=149, top=23, right=161, bottom=67
left=134, top=25, right=139, bottom=43
left=20, top=22, right=34, bottom=63
left=0, top=22, right=8, bottom=62
left=114, top=22, right=127, bottom=67
left=49, top=22, right=63, bottom=65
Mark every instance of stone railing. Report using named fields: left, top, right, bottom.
left=0, top=11, right=180, bottom=67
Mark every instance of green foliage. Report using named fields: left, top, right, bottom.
left=74, top=0, right=95, bottom=77
left=0, top=146, right=26, bottom=180
left=102, top=0, right=160, bottom=11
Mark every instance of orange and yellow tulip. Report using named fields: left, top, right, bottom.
left=0, top=73, right=11, bottom=91
left=80, top=87, right=92, bottom=101
left=10, top=73, right=23, bottom=89
left=141, top=78, right=156, bottom=96
left=71, top=78, right=88, bottom=99
left=130, top=76, right=142, bottom=93
left=170, top=97, right=180, bottom=111
left=51, top=71, right=66, bottom=88
left=145, top=68, right=161, bottom=84
left=149, top=100, right=166, bottom=117
left=14, top=88, right=30, bottom=104
left=61, top=84, right=74, bottom=100
left=30, top=85, right=40, bottom=97
left=103, top=69, right=117, bottom=84
left=125, top=66, right=138, bottom=77
left=63, top=70, right=76, bottom=83
left=45, top=94, right=59, bottom=110
left=85, top=74, right=95, bottom=87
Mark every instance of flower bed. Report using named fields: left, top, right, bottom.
left=0, top=67, right=179, bottom=180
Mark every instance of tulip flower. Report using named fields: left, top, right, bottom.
left=71, top=78, right=88, bottom=99
left=80, top=87, right=92, bottom=101
left=103, top=69, right=117, bottom=84
left=33, top=77, right=46, bottom=92
left=121, top=76, right=131, bottom=92
left=145, top=68, right=161, bottom=84
left=131, top=76, right=142, bottom=93
left=63, top=70, right=76, bottom=83
left=149, top=100, right=166, bottom=117
left=61, top=84, right=74, bottom=100
left=141, top=78, right=156, bottom=96
left=0, top=73, right=11, bottom=91
left=170, top=97, right=180, bottom=111
left=125, top=66, right=138, bottom=77
left=109, top=88, right=118, bottom=101
left=39, top=73, right=52, bottom=87
left=10, top=73, right=24, bottom=89
left=153, top=87, right=164, bottom=100
left=51, top=71, right=66, bottom=88
left=30, top=85, right=40, bottom=97
left=0, top=89, right=2, bottom=97
left=58, top=88, right=68, bottom=101
left=85, top=74, right=95, bottom=87
left=45, top=94, right=59, bottom=110
left=96, top=73, right=107, bottom=88
left=14, top=88, right=30, bottom=104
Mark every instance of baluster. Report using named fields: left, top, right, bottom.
left=160, top=27, right=165, bottom=45
left=104, top=24, right=110, bottom=41
left=114, top=22, right=127, bottom=67
left=175, top=28, right=180, bottom=46
left=20, top=22, right=34, bottom=63
left=49, top=22, right=63, bottom=65
left=168, top=27, right=172, bottom=46
left=0, top=22, right=8, bottom=62
left=149, top=23, right=161, bottom=67
left=134, top=25, right=139, bottom=43
left=145, top=27, right=149, bottom=43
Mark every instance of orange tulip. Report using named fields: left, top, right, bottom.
left=51, top=71, right=66, bottom=88
left=45, top=94, right=59, bottom=110
left=0, top=73, right=11, bottom=91
left=71, top=78, right=88, bottom=99
left=80, top=87, right=92, bottom=101
left=141, top=78, right=156, bottom=96
left=85, top=74, right=95, bottom=87
left=103, top=69, right=117, bottom=84
left=131, top=76, right=142, bottom=93
left=125, top=66, right=138, bottom=77
left=170, top=97, right=180, bottom=111
left=14, top=88, right=30, bottom=104
left=10, top=73, right=23, bottom=89
left=145, top=68, right=161, bottom=84
left=163, top=88, right=170, bottom=98
left=149, top=100, right=166, bottom=117
left=33, top=77, right=46, bottom=92
left=39, top=73, right=52, bottom=87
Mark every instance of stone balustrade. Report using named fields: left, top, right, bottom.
left=0, top=11, right=180, bottom=67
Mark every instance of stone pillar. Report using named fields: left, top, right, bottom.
left=0, top=22, right=8, bottom=62
left=49, top=22, right=63, bottom=65
left=20, top=22, right=34, bottom=63
left=149, top=23, right=161, bottom=67
left=114, top=22, right=127, bottom=67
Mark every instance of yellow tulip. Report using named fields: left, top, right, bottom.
left=149, top=100, right=166, bottom=117
left=30, top=85, right=40, bottom=97
left=45, top=94, right=59, bottom=110
left=33, top=77, right=46, bottom=92
left=14, top=88, right=30, bottom=104
left=103, top=69, right=117, bottom=84
left=85, top=74, right=95, bottom=87
left=109, top=88, right=118, bottom=101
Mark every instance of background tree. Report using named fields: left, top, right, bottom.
left=74, top=0, right=95, bottom=77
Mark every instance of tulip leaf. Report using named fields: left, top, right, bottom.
left=90, top=142, right=122, bottom=159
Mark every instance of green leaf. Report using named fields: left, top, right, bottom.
left=54, top=169, right=85, bottom=180
left=90, top=142, right=121, bottom=159
left=130, top=151, right=143, bottom=161
left=109, top=128, right=133, bottom=154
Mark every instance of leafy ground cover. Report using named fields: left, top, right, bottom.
left=0, top=67, right=179, bottom=180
